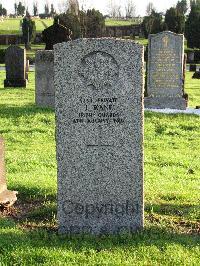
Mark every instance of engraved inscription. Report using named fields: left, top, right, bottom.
left=79, top=51, right=119, bottom=90
left=73, top=97, right=125, bottom=124
left=150, top=36, right=182, bottom=92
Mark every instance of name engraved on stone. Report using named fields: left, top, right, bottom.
left=73, top=97, right=124, bottom=124
left=79, top=51, right=119, bottom=90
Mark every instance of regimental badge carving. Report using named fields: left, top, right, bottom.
left=79, top=51, right=119, bottom=90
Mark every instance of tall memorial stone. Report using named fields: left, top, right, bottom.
left=54, top=39, right=144, bottom=235
left=145, top=31, right=187, bottom=110
left=4, top=45, right=27, bottom=88
left=35, top=51, right=54, bottom=108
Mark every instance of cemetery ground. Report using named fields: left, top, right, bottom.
left=0, top=70, right=199, bottom=265
left=0, top=18, right=54, bottom=34
left=0, top=18, right=137, bottom=35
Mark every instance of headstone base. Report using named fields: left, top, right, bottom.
left=4, top=79, right=27, bottom=88
left=0, top=189, right=17, bottom=207
left=144, top=97, right=187, bottom=110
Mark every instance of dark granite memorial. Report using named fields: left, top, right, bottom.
left=192, top=71, right=200, bottom=79
left=42, top=20, right=71, bottom=50
left=4, top=45, right=27, bottom=88
left=189, top=64, right=197, bottom=72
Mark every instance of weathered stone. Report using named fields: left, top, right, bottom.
left=35, top=50, right=54, bottom=108
left=4, top=45, right=27, bottom=87
left=54, top=38, right=144, bottom=235
left=0, top=137, right=17, bottom=207
left=26, top=59, right=29, bottom=72
left=187, top=51, right=194, bottom=62
left=145, top=31, right=187, bottom=110
left=42, top=21, right=71, bottom=50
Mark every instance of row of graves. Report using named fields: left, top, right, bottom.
left=0, top=30, right=199, bottom=234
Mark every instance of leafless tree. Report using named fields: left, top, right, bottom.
left=79, top=0, right=87, bottom=11
left=146, top=2, right=155, bottom=16
left=124, top=0, right=136, bottom=18
left=57, top=0, right=68, bottom=13
left=107, top=0, right=122, bottom=18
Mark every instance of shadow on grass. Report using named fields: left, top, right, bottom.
left=0, top=104, right=54, bottom=118
left=0, top=220, right=199, bottom=255
left=0, top=199, right=200, bottom=265
left=145, top=203, right=200, bottom=219
left=14, top=184, right=56, bottom=202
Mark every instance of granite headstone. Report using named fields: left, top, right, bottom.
left=54, top=38, right=144, bottom=235
left=4, top=45, right=27, bottom=87
left=35, top=50, right=54, bottom=108
left=145, top=31, right=187, bottom=110
left=0, top=137, right=17, bottom=207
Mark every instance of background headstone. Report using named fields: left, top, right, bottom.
left=42, top=21, right=71, bottom=50
left=4, top=45, right=27, bottom=88
left=189, top=64, right=197, bottom=72
left=145, top=31, right=187, bottom=110
left=192, top=71, right=200, bottom=79
left=0, top=137, right=17, bottom=207
left=54, top=38, right=144, bottom=235
left=187, top=51, right=194, bottom=62
left=35, top=51, right=54, bottom=108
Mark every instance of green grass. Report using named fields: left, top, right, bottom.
left=105, top=18, right=141, bottom=26
left=185, top=72, right=200, bottom=107
left=0, top=71, right=200, bottom=265
left=0, top=18, right=53, bottom=34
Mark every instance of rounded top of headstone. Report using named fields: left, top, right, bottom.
left=53, top=38, right=144, bottom=51
left=149, top=31, right=184, bottom=38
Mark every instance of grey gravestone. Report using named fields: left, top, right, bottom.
left=54, top=38, right=144, bottom=235
left=187, top=51, right=194, bottom=62
left=145, top=31, right=187, bottom=110
left=0, top=137, right=17, bottom=207
left=35, top=51, right=54, bottom=108
left=4, top=45, right=27, bottom=87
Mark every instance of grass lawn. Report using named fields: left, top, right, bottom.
left=0, top=18, right=53, bottom=34
left=105, top=18, right=141, bottom=26
left=0, top=70, right=199, bottom=265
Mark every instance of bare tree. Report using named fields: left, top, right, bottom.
left=68, top=0, right=79, bottom=16
left=33, top=1, right=38, bottom=16
left=79, top=0, right=87, bottom=11
left=146, top=2, right=155, bottom=16
left=107, top=0, right=122, bottom=18
left=125, top=0, right=136, bottom=18
left=57, top=0, right=68, bottom=13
